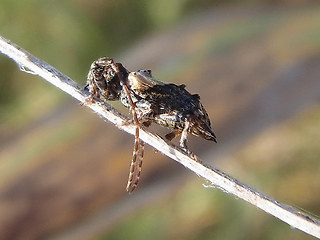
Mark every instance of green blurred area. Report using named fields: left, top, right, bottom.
left=0, top=0, right=317, bottom=128
left=0, top=0, right=228, bottom=134
left=0, top=1, right=320, bottom=240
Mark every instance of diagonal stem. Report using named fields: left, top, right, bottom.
left=0, top=35, right=319, bottom=239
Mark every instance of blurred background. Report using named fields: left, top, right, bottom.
left=0, top=0, right=320, bottom=239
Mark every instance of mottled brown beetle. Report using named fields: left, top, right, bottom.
left=85, top=57, right=216, bottom=193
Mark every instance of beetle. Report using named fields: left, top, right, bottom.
left=85, top=57, right=216, bottom=192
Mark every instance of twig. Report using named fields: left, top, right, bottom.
left=0, top=35, right=319, bottom=238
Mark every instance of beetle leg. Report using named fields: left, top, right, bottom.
left=179, top=121, right=190, bottom=149
left=110, top=61, right=145, bottom=193
left=165, top=130, right=182, bottom=141
left=126, top=140, right=144, bottom=193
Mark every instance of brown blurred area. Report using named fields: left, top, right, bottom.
left=0, top=1, right=320, bottom=240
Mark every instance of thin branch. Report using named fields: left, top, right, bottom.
left=0, top=35, right=319, bottom=239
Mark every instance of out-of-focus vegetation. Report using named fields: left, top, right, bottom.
left=0, top=0, right=317, bottom=130
left=0, top=0, right=222, bottom=133
left=0, top=1, right=320, bottom=240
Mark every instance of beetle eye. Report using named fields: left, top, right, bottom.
left=147, top=70, right=151, bottom=74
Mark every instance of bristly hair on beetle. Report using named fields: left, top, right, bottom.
left=84, top=57, right=216, bottom=193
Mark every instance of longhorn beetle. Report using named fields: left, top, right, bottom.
left=85, top=57, right=216, bottom=193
